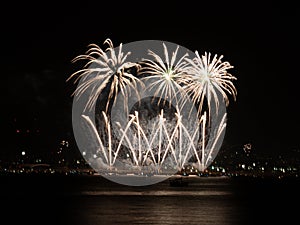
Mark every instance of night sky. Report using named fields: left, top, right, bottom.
left=1, top=1, right=299, bottom=159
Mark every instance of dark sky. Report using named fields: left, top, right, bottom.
left=1, top=1, right=300, bottom=158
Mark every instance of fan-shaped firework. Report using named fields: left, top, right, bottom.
left=67, top=38, right=141, bottom=112
left=139, top=43, right=190, bottom=107
left=183, top=51, right=237, bottom=114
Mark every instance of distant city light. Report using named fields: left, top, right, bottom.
left=60, top=140, right=69, bottom=147
left=21, top=151, right=26, bottom=156
left=243, top=143, right=252, bottom=153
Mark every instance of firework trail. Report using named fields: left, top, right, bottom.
left=139, top=43, right=190, bottom=108
left=183, top=51, right=237, bottom=115
left=67, top=38, right=142, bottom=112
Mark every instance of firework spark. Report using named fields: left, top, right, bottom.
left=139, top=43, right=190, bottom=107
left=183, top=51, right=237, bottom=114
left=67, top=38, right=141, bottom=112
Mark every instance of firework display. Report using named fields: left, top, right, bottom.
left=68, top=39, right=237, bottom=185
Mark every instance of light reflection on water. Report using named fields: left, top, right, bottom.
left=80, top=190, right=232, bottom=196
left=64, top=177, right=242, bottom=225
left=72, top=194, right=240, bottom=225
left=2, top=175, right=298, bottom=225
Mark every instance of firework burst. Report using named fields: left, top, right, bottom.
left=139, top=43, right=190, bottom=107
left=67, top=38, right=141, bottom=112
left=183, top=51, right=237, bottom=114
